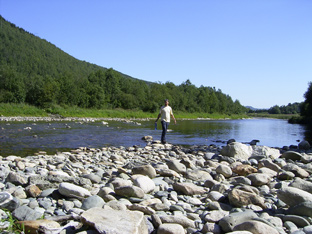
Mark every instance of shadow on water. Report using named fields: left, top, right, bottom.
left=0, top=118, right=309, bottom=157
left=304, top=122, right=312, bottom=143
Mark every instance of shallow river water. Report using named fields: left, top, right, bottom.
left=0, top=118, right=310, bottom=157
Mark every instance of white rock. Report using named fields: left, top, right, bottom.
left=58, top=182, right=91, bottom=198
left=81, top=208, right=148, bottom=234
left=220, top=142, right=253, bottom=160
left=132, top=175, right=155, bottom=194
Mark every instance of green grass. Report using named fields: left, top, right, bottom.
left=247, top=112, right=300, bottom=120
left=1, top=103, right=295, bottom=120
left=0, top=103, right=48, bottom=117
left=0, top=210, right=25, bottom=234
left=0, top=103, right=157, bottom=119
left=174, top=111, right=248, bottom=119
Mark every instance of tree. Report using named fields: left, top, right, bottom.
left=268, top=105, right=281, bottom=114
left=301, top=82, right=312, bottom=117
left=0, top=65, right=26, bottom=103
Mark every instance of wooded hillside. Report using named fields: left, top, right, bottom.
left=0, top=16, right=247, bottom=114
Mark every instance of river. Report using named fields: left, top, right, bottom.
left=0, top=118, right=310, bottom=157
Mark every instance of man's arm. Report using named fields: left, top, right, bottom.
left=155, top=113, right=161, bottom=122
left=171, top=113, right=176, bottom=124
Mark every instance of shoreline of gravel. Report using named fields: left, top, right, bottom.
left=0, top=139, right=312, bottom=233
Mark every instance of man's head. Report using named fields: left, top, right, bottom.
left=164, top=99, right=169, bottom=106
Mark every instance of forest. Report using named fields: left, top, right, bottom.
left=0, top=15, right=247, bottom=115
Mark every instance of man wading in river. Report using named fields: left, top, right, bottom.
left=155, top=99, right=176, bottom=144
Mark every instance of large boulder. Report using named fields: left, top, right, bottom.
left=220, top=142, right=253, bottom=160
left=251, top=145, right=281, bottom=159
left=81, top=207, right=148, bottom=234
left=221, top=143, right=281, bottom=161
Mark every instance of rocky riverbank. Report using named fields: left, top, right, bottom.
left=0, top=138, right=312, bottom=234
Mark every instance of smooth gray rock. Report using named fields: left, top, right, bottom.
left=258, top=159, right=280, bottom=172
left=37, top=197, right=53, bottom=209
left=290, top=177, right=312, bottom=193
left=132, top=164, right=157, bottom=179
left=247, top=173, right=271, bottom=186
left=288, top=202, right=312, bottom=217
left=216, top=164, right=232, bottom=178
left=6, top=172, right=28, bottom=185
left=282, top=163, right=309, bottom=178
left=277, top=170, right=295, bottom=180
left=277, top=187, right=312, bottom=207
left=281, top=151, right=302, bottom=161
left=204, top=210, right=229, bottom=222
left=82, top=174, right=101, bottom=184
left=38, top=188, right=56, bottom=197
left=157, top=223, right=184, bottom=234
left=159, top=215, right=195, bottom=228
left=284, top=221, right=299, bottom=233
left=166, top=160, right=186, bottom=174
left=303, top=225, right=312, bottom=234
left=229, top=176, right=252, bottom=186
left=202, top=222, right=222, bottom=234
left=233, top=220, right=279, bottom=234
left=81, top=195, right=105, bottom=210
left=114, top=185, right=145, bottom=198
left=12, top=205, right=43, bottom=221
left=185, top=169, right=213, bottom=181
left=58, top=182, right=91, bottom=198
left=282, top=215, right=310, bottom=228
left=219, top=210, right=258, bottom=232
left=172, top=182, right=206, bottom=196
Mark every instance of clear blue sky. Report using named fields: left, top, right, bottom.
left=1, top=0, right=311, bottom=109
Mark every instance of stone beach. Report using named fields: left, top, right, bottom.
left=0, top=119, right=312, bottom=233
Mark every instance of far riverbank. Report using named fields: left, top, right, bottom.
left=0, top=103, right=294, bottom=120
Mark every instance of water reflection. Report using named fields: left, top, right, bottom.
left=0, top=118, right=309, bottom=157
left=170, top=119, right=307, bottom=148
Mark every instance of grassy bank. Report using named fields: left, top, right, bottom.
left=0, top=103, right=156, bottom=119
left=248, top=112, right=300, bottom=120
left=0, top=103, right=294, bottom=120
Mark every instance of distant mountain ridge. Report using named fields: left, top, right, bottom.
left=245, top=106, right=264, bottom=111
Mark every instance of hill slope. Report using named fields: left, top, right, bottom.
left=0, top=15, right=247, bottom=114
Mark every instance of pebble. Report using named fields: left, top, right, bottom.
left=0, top=134, right=311, bottom=234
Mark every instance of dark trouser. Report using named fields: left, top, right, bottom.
left=161, top=120, right=169, bottom=143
